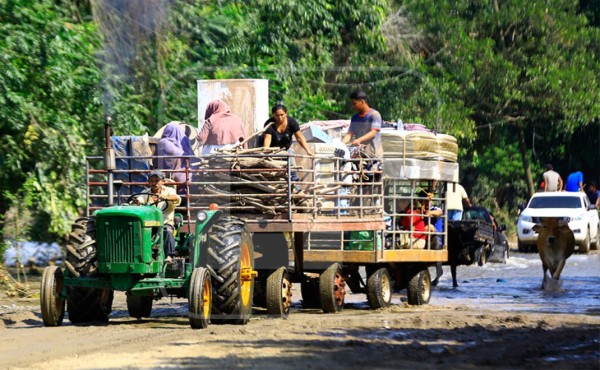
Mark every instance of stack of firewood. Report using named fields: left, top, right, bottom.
left=192, top=147, right=311, bottom=215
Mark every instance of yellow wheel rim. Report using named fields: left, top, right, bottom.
left=239, top=241, right=254, bottom=306
left=202, top=276, right=211, bottom=319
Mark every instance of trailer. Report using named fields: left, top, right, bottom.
left=83, top=133, right=457, bottom=313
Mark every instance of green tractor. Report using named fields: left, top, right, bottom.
left=40, top=192, right=257, bottom=329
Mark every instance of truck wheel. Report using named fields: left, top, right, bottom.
left=127, top=295, right=153, bottom=319
left=319, top=263, right=346, bottom=313
left=189, top=267, right=211, bottom=329
left=67, top=287, right=113, bottom=324
left=366, top=267, right=392, bottom=309
left=579, top=229, right=590, bottom=254
left=266, top=267, right=292, bottom=318
left=517, top=240, right=528, bottom=253
left=65, top=217, right=98, bottom=278
left=207, top=216, right=255, bottom=324
left=40, top=266, right=65, bottom=326
left=407, top=269, right=431, bottom=305
left=300, top=276, right=320, bottom=308
left=592, top=226, right=600, bottom=250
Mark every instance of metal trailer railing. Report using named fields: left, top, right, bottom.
left=84, top=152, right=447, bottom=265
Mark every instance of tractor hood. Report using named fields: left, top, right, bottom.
left=95, top=205, right=164, bottom=226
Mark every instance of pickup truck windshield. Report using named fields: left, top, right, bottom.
left=528, top=196, right=582, bottom=209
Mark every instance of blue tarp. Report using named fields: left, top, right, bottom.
left=3, top=241, right=63, bottom=267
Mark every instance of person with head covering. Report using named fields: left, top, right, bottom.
left=156, top=121, right=195, bottom=184
left=198, top=100, right=247, bottom=155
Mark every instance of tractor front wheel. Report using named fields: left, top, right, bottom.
left=189, top=267, right=212, bottom=329
left=127, top=295, right=153, bottom=319
left=40, top=266, right=65, bottom=326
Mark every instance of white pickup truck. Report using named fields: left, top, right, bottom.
left=517, top=192, right=600, bottom=253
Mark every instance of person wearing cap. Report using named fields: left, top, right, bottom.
left=135, top=170, right=181, bottom=263
left=586, top=181, right=600, bottom=208
left=342, top=90, right=383, bottom=158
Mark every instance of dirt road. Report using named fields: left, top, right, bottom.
left=1, top=251, right=599, bottom=370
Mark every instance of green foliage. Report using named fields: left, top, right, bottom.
left=0, top=0, right=599, bottom=243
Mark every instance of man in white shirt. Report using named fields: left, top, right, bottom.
left=446, top=183, right=472, bottom=221
left=543, top=163, right=563, bottom=192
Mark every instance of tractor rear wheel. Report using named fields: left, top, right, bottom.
left=407, top=268, right=431, bottom=305
left=126, top=295, right=153, bottom=319
left=207, top=216, right=255, bottom=325
left=189, top=267, right=211, bottom=329
left=266, top=267, right=292, bottom=318
left=366, top=267, right=392, bottom=309
left=67, top=287, right=113, bottom=324
left=65, top=217, right=98, bottom=278
left=40, top=266, right=65, bottom=326
left=319, top=263, right=346, bottom=313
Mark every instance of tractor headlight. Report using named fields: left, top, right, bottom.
left=197, top=211, right=208, bottom=222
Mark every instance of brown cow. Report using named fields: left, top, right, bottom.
left=532, top=217, right=575, bottom=290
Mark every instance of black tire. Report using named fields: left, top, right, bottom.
left=319, top=263, right=346, bottom=313
left=206, top=216, right=255, bottom=324
left=266, top=267, right=292, bottom=318
left=407, top=269, right=431, bottom=305
left=300, top=276, right=320, bottom=308
left=67, top=287, right=113, bottom=324
left=366, top=267, right=392, bottom=309
left=127, top=295, right=153, bottom=319
left=517, top=240, right=529, bottom=253
left=65, top=217, right=97, bottom=278
left=579, top=229, right=590, bottom=254
left=189, top=267, right=212, bottom=329
left=40, top=266, right=65, bottom=326
left=592, top=226, right=600, bottom=250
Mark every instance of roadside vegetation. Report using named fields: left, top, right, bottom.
left=1, top=0, right=599, bottom=245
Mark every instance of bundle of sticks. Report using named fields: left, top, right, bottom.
left=193, top=146, right=310, bottom=215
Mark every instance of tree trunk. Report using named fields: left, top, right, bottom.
left=516, top=126, right=535, bottom=197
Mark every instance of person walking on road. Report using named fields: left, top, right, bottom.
left=543, top=163, right=563, bottom=192
left=447, top=183, right=472, bottom=221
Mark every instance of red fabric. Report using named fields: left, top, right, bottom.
left=198, top=100, right=247, bottom=146
left=401, top=208, right=426, bottom=239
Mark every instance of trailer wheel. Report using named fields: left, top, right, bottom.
left=189, top=267, right=211, bottom=329
left=126, top=295, right=153, bottom=319
left=207, top=216, right=255, bottom=324
left=65, top=217, right=98, bottom=278
left=301, top=276, right=320, bottom=308
left=407, top=269, right=431, bottom=305
left=266, top=267, right=292, bottom=318
left=67, top=287, right=113, bottom=324
left=366, top=267, right=392, bottom=309
left=319, top=263, right=346, bottom=313
left=40, top=266, right=65, bottom=326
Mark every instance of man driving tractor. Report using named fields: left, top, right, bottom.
left=134, top=169, right=181, bottom=263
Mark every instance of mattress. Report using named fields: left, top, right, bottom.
left=383, top=158, right=459, bottom=182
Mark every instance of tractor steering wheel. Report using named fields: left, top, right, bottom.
left=126, top=192, right=169, bottom=212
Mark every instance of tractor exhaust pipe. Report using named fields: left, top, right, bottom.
left=104, top=116, right=116, bottom=206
